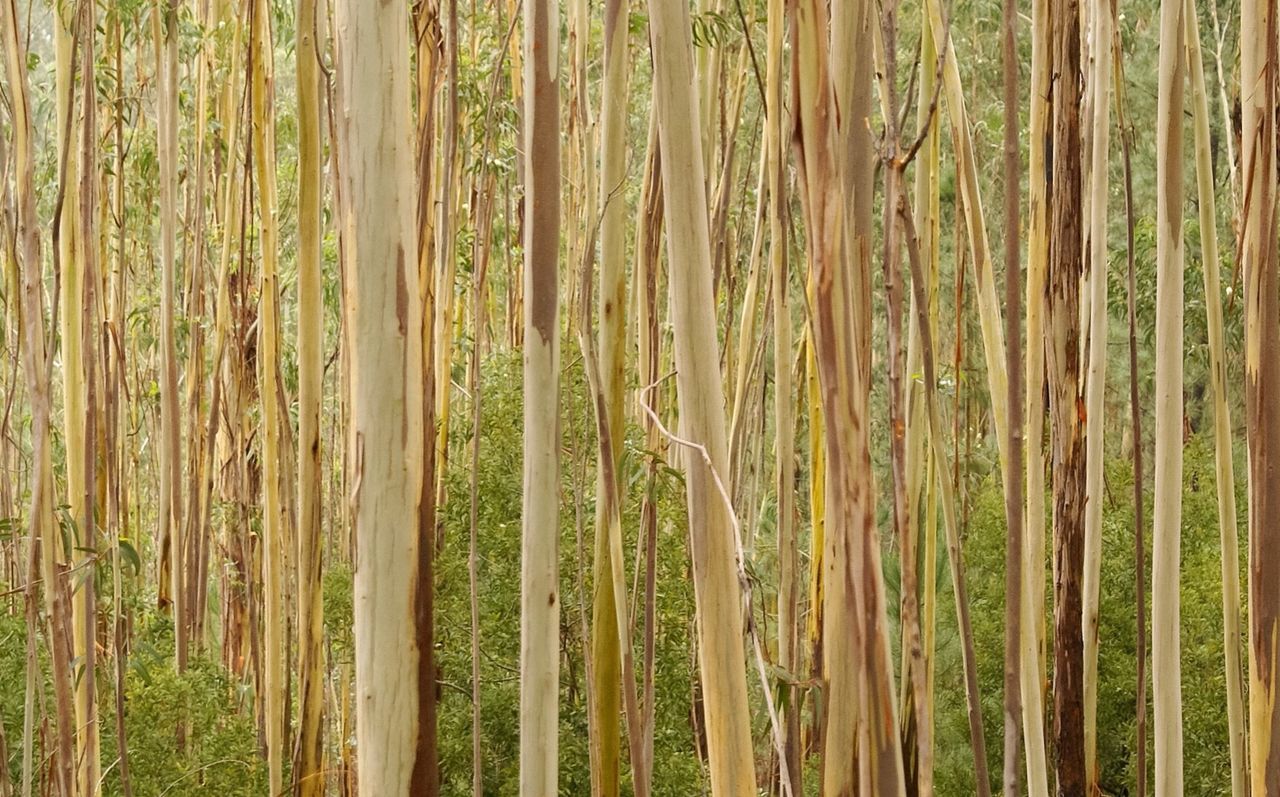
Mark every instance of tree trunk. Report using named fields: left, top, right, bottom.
left=1082, top=0, right=1112, bottom=787
left=1152, top=1, right=1186, bottom=791
left=647, top=0, right=756, bottom=790
left=591, top=0, right=629, bottom=783
left=251, top=2, right=286, bottom=788
left=3, top=0, right=75, bottom=792
left=155, top=0, right=187, bottom=678
left=1242, top=0, right=1280, bottom=789
left=1020, top=0, right=1051, bottom=788
left=1001, top=0, right=1025, bottom=785
left=75, top=2, right=102, bottom=787
left=334, top=0, right=426, bottom=791
left=295, top=0, right=326, bottom=790
left=794, top=0, right=907, bottom=791
left=767, top=0, right=800, bottom=788
left=519, top=0, right=561, bottom=788
left=1185, top=3, right=1247, bottom=791
left=1045, top=0, right=1086, bottom=791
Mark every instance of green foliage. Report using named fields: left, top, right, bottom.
left=932, top=436, right=1246, bottom=796
left=0, top=612, right=39, bottom=785
left=0, top=608, right=265, bottom=796
left=433, top=351, right=706, bottom=796
left=98, top=613, right=269, bottom=797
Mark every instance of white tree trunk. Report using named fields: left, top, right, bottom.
left=519, top=0, right=562, bottom=789
left=334, top=1, right=425, bottom=792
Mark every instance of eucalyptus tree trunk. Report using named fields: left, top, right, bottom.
left=1112, top=30, right=1147, bottom=797
left=155, top=0, right=187, bottom=678
left=185, top=0, right=216, bottom=653
left=794, top=0, right=906, bottom=792
left=1000, top=0, right=1024, bottom=786
left=106, top=9, right=135, bottom=793
left=75, top=3, right=102, bottom=788
left=433, top=0, right=460, bottom=514
left=631, top=112, right=664, bottom=792
left=56, top=1, right=97, bottom=786
left=1152, top=1, right=1186, bottom=791
left=924, top=0, right=1010, bottom=484
left=766, top=0, right=800, bottom=788
left=334, top=0, right=427, bottom=792
left=592, top=0, right=629, bottom=783
left=1242, top=0, right=1280, bottom=788
left=900, top=197, right=991, bottom=797
left=207, top=0, right=248, bottom=685
left=295, top=0, right=326, bottom=791
left=1082, top=0, right=1112, bottom=786
left=1184, top=3, right=1246, bottom=791
left=3, top=1, right=75, bottom=792
left=905, top=21, right=941, bottom=786
left=519, top=0, right=562, bottom=789
left=647, top=0, right=755, bottom=791
left=805, top=322, right=826, bottom=753
left=1019, top=0, right=1051, bottom=788
left=251, top=3, right=286, bottom=789
left=411, top=4, right=443, bottom=793
left=1045, top=0, right=1087, bottom=791
left=868, top=12, right=933, bottom=789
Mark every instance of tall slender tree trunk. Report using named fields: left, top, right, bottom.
left=334, top=0, right=426, bottom=791
left=1242, top=0, right=1280, bottom=788
left=1113, top=30, right=1147, bottom=797
left=1082, top=0, right=1112, bottom=788
left=794, top=0, right=907, bottom=792
left=519, top=0, right=561, bottom=788
left=592, top=0, right=628, bottom=781
left=1020, top=0, right=1052, bottom=788
left=766, top=0, right=800, bottom=788
left=183, top=0, right=213, bottom=654
left=155, top=0, right=187, bottom=678
left=433, top=0, right=460, bottom=520
left=647, top=0, right=756, bottom=791
left=1152, top=1, right=1186, bottom=791
left=632, top=112, right=664, bottom=793
left=56, top=0, right=98, bottom=788
left=1000, top=0, right=1024, bottom=787
left=1045, top=0, right=1087, bottom=791
left=295, top=0, right=326, bottom=791
left=106, top=9, right=134, bottom=793
left=905, top=20, right=941, bottom=787
left=3, top=0, right=75, bottom=792
left=251, top=3, right=286, bottom=788
left=1184, top=3, right=1247, bottom=791
left=75, top=2, right=102, bottom=788
left=412, top=4, right=443, bottom=793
